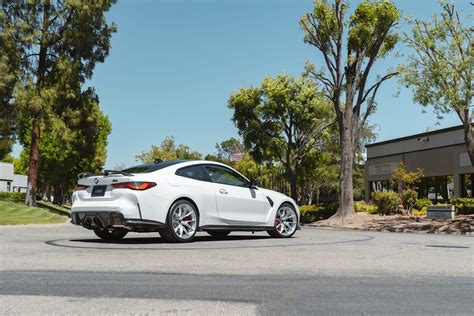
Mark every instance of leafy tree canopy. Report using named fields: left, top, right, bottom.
left=300, top=0, right=400, bottom=216
left=215, top=138, right=245, bottom=162
left=136, top=136, right=202, bottom=163
left=400, top=1, right=473, bottom=162
left=17, top=89, right=111, bottom=203
left=228, top=73, right=333, bottom=200
left=391, top=162, right=424, bottom=189
left=1, top=0, right=116, bottom=205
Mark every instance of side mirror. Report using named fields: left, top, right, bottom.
left=249, top=179, right=258, bottom=189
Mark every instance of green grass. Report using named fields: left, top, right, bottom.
left=0, top=199, right=69, bottom=225
left=37, top=200, right=70, bottom=215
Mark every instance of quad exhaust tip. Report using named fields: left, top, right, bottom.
left=83, top=216, right=104, bottom=230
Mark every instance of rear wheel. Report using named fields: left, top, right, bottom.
left=159, top=199, right=199, bottom=243
left=206, top=230, right=231, bottom=239
left=94, top=228, right=128, bottom=241
left=268, top=203, right=298, bottom=238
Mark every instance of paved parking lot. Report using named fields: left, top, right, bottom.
left=1, top=224, right=473, bottom=314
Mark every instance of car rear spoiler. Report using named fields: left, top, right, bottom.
left=103, top=170, right=133, bottom=177
left=78, top=172, right=101, bottom=179
left=77, top=170, right=133, bottom=179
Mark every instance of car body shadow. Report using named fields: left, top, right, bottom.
left=70, top=234, right=272, bottom=244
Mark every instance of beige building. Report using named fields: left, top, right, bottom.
left=365, top=125, right=474, bottom=202
left=0, top=162, right=27, bottom=193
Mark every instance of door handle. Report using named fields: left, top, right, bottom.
left=219, top=189, right=228, bottom=194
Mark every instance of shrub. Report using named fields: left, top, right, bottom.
left=371, top=191, right=400, bottom=215
left=299, top=205, right=318, bottom=213
left=414, top=198, right=432, bottom=210
left=354, top=201, right=378, bottom=214
left=0, top=192, right=26, bottom=203
left=412, top=207, right=427, bottom=217
left=401, top=189, right=418, bottom=211
left=450, top=198, right=474, bottom=215
left=298, top=204, right=338, bottom=223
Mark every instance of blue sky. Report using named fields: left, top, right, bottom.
left=17, top=0, right=469, bottom=168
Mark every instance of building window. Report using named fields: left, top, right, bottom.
left=461, top=174, right=474, bottom=198
left=369, top=180, right=397, bottom=193
left=7, top=181, right=11, bottom=192
left=418, top=175, right=454, bottom=203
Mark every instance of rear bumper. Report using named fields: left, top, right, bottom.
left=71, top=211, right=165, bottom=232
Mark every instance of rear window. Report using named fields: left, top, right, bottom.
left=176, top=165, right=211, bottom=182
left=122, top=160, right=187, bottom=174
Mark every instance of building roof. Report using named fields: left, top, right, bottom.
left=366, top=125, right=465, bottom=148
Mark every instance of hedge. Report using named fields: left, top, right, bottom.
left=0, top=192, right=26, bottom=203
left=354, top=201, right=378, bottom=214
left=414, top=198, right=433, bottom=210
left=371, top=191, right=400, bottom=215
left=450, top=198, right=474, bottom=215
left=299, top=203, right=338, bottom=223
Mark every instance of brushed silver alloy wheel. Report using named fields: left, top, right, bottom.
left=171, top=203, right=197, bottom=240
left=274, top=205, right=297, bottom=237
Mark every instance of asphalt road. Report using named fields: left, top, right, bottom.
left=1, top=223, right=473, bottom=315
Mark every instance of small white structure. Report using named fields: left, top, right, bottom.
left=0, top=162, right=27, bottom=193
left=230, top=152, right=244, bottom=162
left=427, top=205, right=455, bottom=220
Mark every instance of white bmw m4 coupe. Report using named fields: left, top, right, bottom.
left=71, top=160, right=300, bottom=242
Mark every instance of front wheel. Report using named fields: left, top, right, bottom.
left=267, top=203, right=298, bottom=238
left=159, top=199, right=199, bottom=243
left=94, top=228, right=128, bottom=241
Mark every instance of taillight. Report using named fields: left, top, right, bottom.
left=112, top=182, right=157, bottom=191
left=74, top=185, right=89, bottom=191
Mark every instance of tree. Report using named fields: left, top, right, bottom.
left=0, top=9, right=22, bottom=160
left=204, top=153, right=220, bottom=162
left=391, top=162, right=424, bottom=190
left=113, top=163, right=126, bottom=171
left=229, top=73, right=333, bottom=201
left=300, top=0, right=400, bottom=217
left=17, top=89, right=111, bottom=205
left=297, top=122, right=375, bottom=205
left=2, top=0, right=116, bottom=206
left=215, top=138, right=245, bottom=162
left=298, top=149, right=338, bottom=205
left=234, top=154, right=260, bottom=180
left=401, top=2, right=473, bottom=163
left=136, top=136, right=202, bottom=163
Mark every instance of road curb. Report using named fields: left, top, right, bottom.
left=302, top=224, right=474, bottom=236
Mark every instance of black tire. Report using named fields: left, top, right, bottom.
left=267, top=203, right=298, bottom=238
left=206, top=230, right=231, bottom=239
left=94, top=228, right=128, bottom=241
left=159, top=199, right=199, bottom=243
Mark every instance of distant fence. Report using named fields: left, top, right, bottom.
left=257, top=168, right=289, bottom=196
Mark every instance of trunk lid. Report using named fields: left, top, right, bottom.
left=78, top=173, right=134, bottom=186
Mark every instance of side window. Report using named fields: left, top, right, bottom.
left=205, top=166, right=248, bottom=188
left=176, top=165, right=211, bottom=182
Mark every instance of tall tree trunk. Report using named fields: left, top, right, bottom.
left=338, top=130, right=355, bottom=217
left=455, top=109, right=474, bottom=165
left=287, top=166, right=298, bottom=202
left=25, top=114, right=41, bottom=206
left=25, top=6, right=49, bottom=206
left=53, top=185, right=60, bottom=205
left=337, top=108, right=356, bottom=217
left=462, top=120, right=474, bottom=165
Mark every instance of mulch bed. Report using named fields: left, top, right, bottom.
left=307, top=213, right=473, bottom=235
